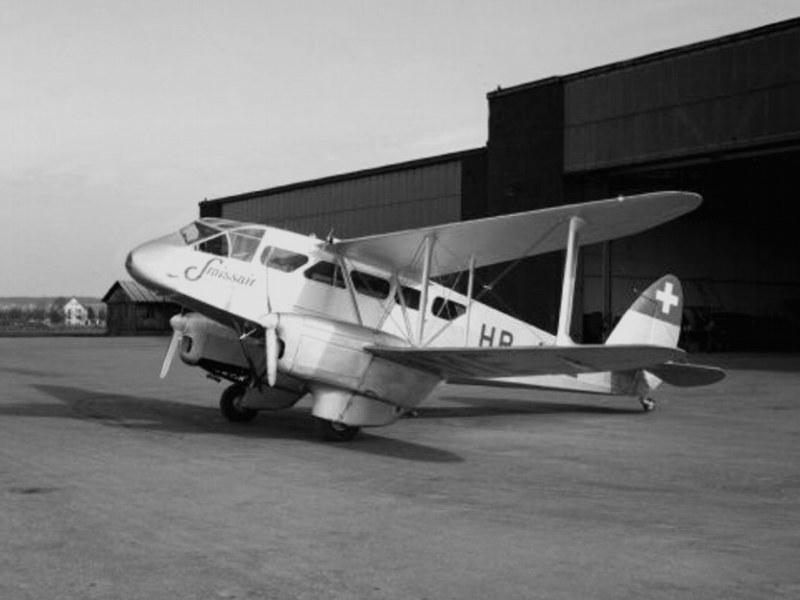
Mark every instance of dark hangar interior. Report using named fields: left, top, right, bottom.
left=200, top=17, right=800, bottom=351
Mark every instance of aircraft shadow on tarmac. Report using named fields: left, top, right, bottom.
left=22, top=384, right=462, bottom=464
left=1, top=366, right=65, bottom=379
left=421, top=395, right=641, bottom=418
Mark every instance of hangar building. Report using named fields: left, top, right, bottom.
left=200, top=17, right=800, bottom=351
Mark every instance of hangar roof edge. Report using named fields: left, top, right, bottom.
left=488, top=16, right=800, bottom=99
left=200, top=147, right=486, bottom=207
left=102, top=280, right=176, bottom=304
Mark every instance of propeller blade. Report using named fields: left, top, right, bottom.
left=262, top=248, right=280, bottom=387
left=264, top=246, right=272, bottom=314
left=160, top=329, right=181, bottom=379
left=266, top=327, right=278, bottom=387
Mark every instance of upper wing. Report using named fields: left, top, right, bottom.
left=330, top=191, right=701, bottom=280
left=366, top=344, right=685, bottom=380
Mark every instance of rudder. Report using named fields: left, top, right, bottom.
left=606, top=275, right=682, bottom=348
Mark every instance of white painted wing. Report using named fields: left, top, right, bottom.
left=366, top=344, right=685, bottom=380
left=330, top=191, right=701, bottom=280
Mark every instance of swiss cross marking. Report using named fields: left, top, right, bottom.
left=655, top=281, right=679, bottom=315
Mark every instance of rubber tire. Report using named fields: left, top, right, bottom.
left=220, top=384, right=258, bottom=423
left=318, top=419, right=360, bottom=442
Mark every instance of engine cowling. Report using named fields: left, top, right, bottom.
left=276, top=314, right=442, bottom=425
left=177, top=313, right=253, bottom=373
left=174, top=312, right=442, bottom=427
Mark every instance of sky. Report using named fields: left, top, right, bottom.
left=2, top=0, right=798, bottom=296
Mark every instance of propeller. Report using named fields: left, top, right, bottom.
left=160, top=313, right=188, bottom=379
left=262, top=313, right=280, bottom=387
left=261, top=247, right=280, bottom=387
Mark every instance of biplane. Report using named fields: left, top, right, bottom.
left=126, top=191, right=724, bottom=440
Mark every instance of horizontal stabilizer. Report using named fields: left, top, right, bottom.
left=367, top=344, right=685, bottom=380
left=646, top=361, right=726, bottom=387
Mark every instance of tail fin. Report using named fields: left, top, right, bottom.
left=605, top=275, right=726, bottom=392
left=606, top=275, right=682, bottom=348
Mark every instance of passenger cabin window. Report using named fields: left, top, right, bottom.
left=261, top=246, right=309, bottom=272
left=304, top=261, right=346, bottom=288
left=432, top=297, right=466, bottom=321
left=395, top=286, right=421, bottom=310
left=351, top=270, right=390, bottom=299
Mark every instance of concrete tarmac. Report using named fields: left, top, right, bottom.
left=1, top=337, right=798, bottom=599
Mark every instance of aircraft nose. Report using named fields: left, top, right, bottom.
left=126, top=232, right=185, bottom=293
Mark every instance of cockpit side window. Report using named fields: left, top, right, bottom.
left=261, top=246, right=309, bottom=272
left=304, top=261, right=346, bottom=289
left=199, top=233, right=229, bottom=257
left=180, top=220, right=230, bottom=257
left=229, top=228, right=265, bottom=262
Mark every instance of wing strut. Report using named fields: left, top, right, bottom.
left=337, top=255, right=363, bottom=326
left=464, top=254, right=475, bottom=345
left=416, top=235, right=433, bottom=345
left=556, top=216, right=585, bottom=345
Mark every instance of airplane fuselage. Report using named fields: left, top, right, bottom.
left=125, top=193, right=725, bottom=436
left=129, top=223, right=557, bottom=348
left=127, top=219, right=646, bottom=428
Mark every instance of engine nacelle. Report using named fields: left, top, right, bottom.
left=277, top=314, right=442, bottom=422
left=310, top=386, right=404, bottom=427
left=174, top=312, right=442, bottom=427
left=178, top=313, right=253, bottom=373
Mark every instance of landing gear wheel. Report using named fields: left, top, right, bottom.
left=639, top=396, right=656, bottom=412
left=220, top=384, right=258, bottom=423
left=318, top=419, right=361, bottom=442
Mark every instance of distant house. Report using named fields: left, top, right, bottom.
left=102, top=281, right=180, bottom=335
left=63, top=298, right=88, bottom=326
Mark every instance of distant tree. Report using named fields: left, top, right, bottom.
left=49, top=308, right=63, bottom=325
left=51, top=297, right=68, bottom=311
left=8, top=307, right=22, bottom=322
left=98, top=307, right=107, bottom=321
left=87, top=306, right=95, bottom=321
left=31, top=304, right=46, bottom=320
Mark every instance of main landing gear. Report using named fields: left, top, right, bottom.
left=220, top=384, right=258, bottom=423
left=317, top=418, right=361, bottom=442
left=219, top=383, right=361, bottom=441
left=639, top=396, right=656, bottom=412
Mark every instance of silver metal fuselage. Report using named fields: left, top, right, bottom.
left=126, top=221, right=620, bottom=426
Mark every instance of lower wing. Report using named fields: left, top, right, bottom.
left=366, top=344, right=685, bottom=380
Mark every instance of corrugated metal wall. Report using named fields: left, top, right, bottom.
left=564, top=22, right=800, bottom=171
left=219, top=161, right=462, bottom=238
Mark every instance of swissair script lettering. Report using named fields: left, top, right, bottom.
left=184, top=258, right=256, bottom=287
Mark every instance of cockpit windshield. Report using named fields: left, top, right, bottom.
left=179, top=221, right=221, bottom=245
left=179, top=219, right=266, bottom=262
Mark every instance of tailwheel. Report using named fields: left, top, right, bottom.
left=639, top=396, right=656, bottom=412
left=318, top=419, right=361, bottom=442
left=220, top=384, right=258, bottom=423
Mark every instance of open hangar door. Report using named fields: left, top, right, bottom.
left=576, top=147, right=800, bottom=351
